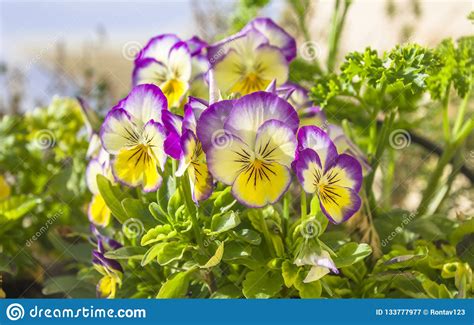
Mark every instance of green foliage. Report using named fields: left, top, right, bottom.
left=0, top=97, right=90, bottom=278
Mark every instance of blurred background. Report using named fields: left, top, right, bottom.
left=0, top=0, right=471, bottom=115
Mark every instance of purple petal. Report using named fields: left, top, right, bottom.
left=162, top=110, right=183, bottom=135
left=164, top=131, right=183, bottom=160
left=132, top=58, right=166, bottom=87
left=224, top=91, right=299, bottom=146
left=92, top=250, right=123, bottom=273
left=294, top=148, right=322, bottom=193
left=186, top=36, right=208, bottom=56
left=121, top=84, right=168, bottom=125
left=297, top=126, right=338, bottom=171
left=135, top=34, right=180, bottom=63
left=196, top=99, right=235, bottom=151
left=243, top=18, right=296, bottom=61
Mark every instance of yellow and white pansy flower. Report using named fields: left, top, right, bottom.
left=294, top=126, right=363, bottom=224
left=100, top=84, right=168, bottom=192
left=207, top=18, right=295, bottom=96
left=133, top=35, right=192, bottom=107
left=197, top=91, right=299, bottom=207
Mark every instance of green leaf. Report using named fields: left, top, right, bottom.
left=104, top=246, right=146, bottom=260
left=211, top=211, right=241, bottom=234
left=242, top=269, right=283, bottom=298
left=333, top=243, right=372, bottom=268
left=141, top=243, right=167, bottom=266
left=450, top=218, right=474, bottom=245
left=281, top=260, right=298, bottom=288
left=97, top=174, right=129, bottom=223
left=121, top=198, right=155, bottom=226
left=232, top=229, right=262, bottom=245
left=222, top=242, right=252, bottom=261
left=202, top=242, right=224, bottom=268
left=294, top=271, right=322, bottom=298
left=167, top=190, right=183, bottom=219
left=149, top=202, right=169, bottom=224
left=0, top=195, right=40, bottom=221
left=422, top=279, right=453, bottom=298
left=156, top=270, right=193, bottom=298
left=140, top=224, right=177, bottom=246
left=156, top=242, right=187, bottom=266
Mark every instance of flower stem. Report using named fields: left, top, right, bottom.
left=300, top=189, right=307, bottom=220
left=452, top=88, right=471, bottom=136
left=182, top=173, right=206, bottom=253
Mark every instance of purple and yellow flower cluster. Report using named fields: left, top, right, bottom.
left=86, top=17, right=367, bottom=227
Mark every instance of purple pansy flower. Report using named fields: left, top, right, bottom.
left=100, top=84, right=168, bottom=192
left=207, top=18, right=295, bottom=96
left=294, top=126, right=363, bottom=224
left=197, top=91, right=299, bottom=207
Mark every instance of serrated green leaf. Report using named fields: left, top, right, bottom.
left=140, top=224, right=177, bottom=246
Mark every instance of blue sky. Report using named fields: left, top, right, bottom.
left=0, top=0, right=283, bottom=62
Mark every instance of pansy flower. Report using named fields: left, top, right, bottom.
left=197, top=91, right=299, bottom=207
left=133, top=35, right=192, bottom=107
left=294, top=126, right=362, bottom=224
left=100, top=84, right=168, bottom=192
left=176, top=97, right=213, bottom=202
left=91, top=226, right=123, bottom=299
left=163, top=97, right=213, bottom=202
left=304, top=109, right=371, bottom=175
left=208, top=18, right=295, bottom=96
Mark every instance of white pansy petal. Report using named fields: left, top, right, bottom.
left=122, top=84, right=168, bottom=126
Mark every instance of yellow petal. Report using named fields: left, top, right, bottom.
left=232, top=161, right=291, bottom=207
left=161, top=79, right=188, bottom=108
left=89, top=194, right=111, bottom=227
left=113, top=145, right=162, bottom=192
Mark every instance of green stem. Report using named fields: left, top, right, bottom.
left=452, top=88, right=471, bottom=136
left=283, top=191, right=290, bottom=220
left=365, top=110, right=396, bottom=215
left=417, top=145, right=457, bottom=216
left=182, top=173, right=206, bottom=252
left=300, top=189, right=307, bottom=219
left=327, top=0, right=352, bottom=72
left=442, top=85, right=451, bottom=142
